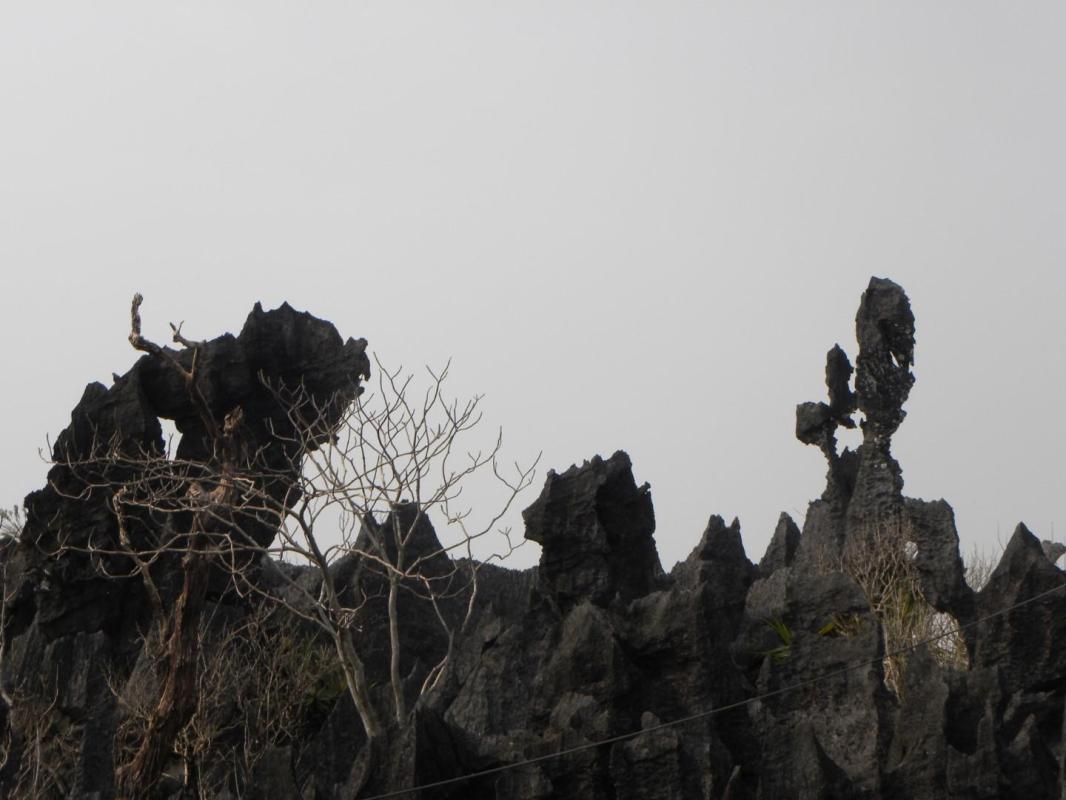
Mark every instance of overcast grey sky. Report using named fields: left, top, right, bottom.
left=2, top=3, right=1063, bottom=569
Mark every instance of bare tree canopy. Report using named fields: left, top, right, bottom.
left=47, top=296, right=539, bottom=796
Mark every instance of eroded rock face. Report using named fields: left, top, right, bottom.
left=523, top=452, right=663, bottom=610
left=792, top=277, right=918, bottom=574
left=853, top=277, right=915, bottom=438
left=758, top=512, right=800, bottom=578
left=748, top=572, right=890, bottom=799
left=0, top=303, right=369, bottom=799
left=754, top=276, right=1065, bottom=799
left=433, top=472, right=758, bottom=800
left=3, top=281, right=1065, bottom=799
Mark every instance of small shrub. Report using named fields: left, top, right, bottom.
left=113, top=602, right=343, bottom=797
left=0, top=506, right=23, bottom=541
left=817, top=520, right=998, bottom=696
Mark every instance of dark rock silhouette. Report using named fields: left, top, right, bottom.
left=524, top=452, right=663, bottom=610
left=1, top=302, right=368, bottom=799
left=1, top=280, right=1063, bottom=799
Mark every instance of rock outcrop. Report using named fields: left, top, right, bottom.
left=0, top=302, right=369, bottom=799
left=1, top=280, right=1063, bottom=799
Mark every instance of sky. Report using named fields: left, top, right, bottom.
left=1, top=3, right=1063, bottom=571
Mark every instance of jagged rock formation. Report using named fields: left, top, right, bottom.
left=0, top=303, right=369, bottom=799
left=1, top=281, right=1064, bottom=799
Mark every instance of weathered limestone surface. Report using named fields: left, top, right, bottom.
left=1, top=281, right=1063, bottom=799
left=0, top=303, right=369, bottom=799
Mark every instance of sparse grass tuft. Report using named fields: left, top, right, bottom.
left=763, top=618, right=795, bottom=664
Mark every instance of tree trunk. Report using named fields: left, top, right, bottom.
left=387, top=574, right=406, bottom=722
left=337, top=626, right=384, bottom=741
left=117, top=542, right=211, bottom=798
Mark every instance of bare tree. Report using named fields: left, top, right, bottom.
left=103, top=294, right=255, bottom=796
left=247, top=361, right=540, bottom=729
left=53, top=296, right=539, bottom=790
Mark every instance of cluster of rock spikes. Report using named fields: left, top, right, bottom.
left=0, top=277, right=1063, bottom=799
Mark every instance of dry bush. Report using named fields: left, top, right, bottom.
left=962, top=546, right=994, bottom=593
left=822, top=521, right=997, bottom=696
left=0, top=687, right=80, bottom=800
left=114, top=601, right=342, bottom=797
left=839, top=521, right=949, bottom=694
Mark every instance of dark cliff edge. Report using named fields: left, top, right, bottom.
left=1, top=281, right=1063, bottom=799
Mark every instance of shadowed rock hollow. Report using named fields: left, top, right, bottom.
left=1, top=281, right=1063, bottom=799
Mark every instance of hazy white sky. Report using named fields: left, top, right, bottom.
left=2, top=3, right=1063, bottom=569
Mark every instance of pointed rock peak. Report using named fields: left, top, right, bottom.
left=686, top=514, right=751, bottom=569
left=358, top=502, right=447, bottom=568
left=972, top=521, right=1066, bottom=689
left=986, top=522, right=1050, bottom=585
left=760, top=512, right=801, bottom=577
